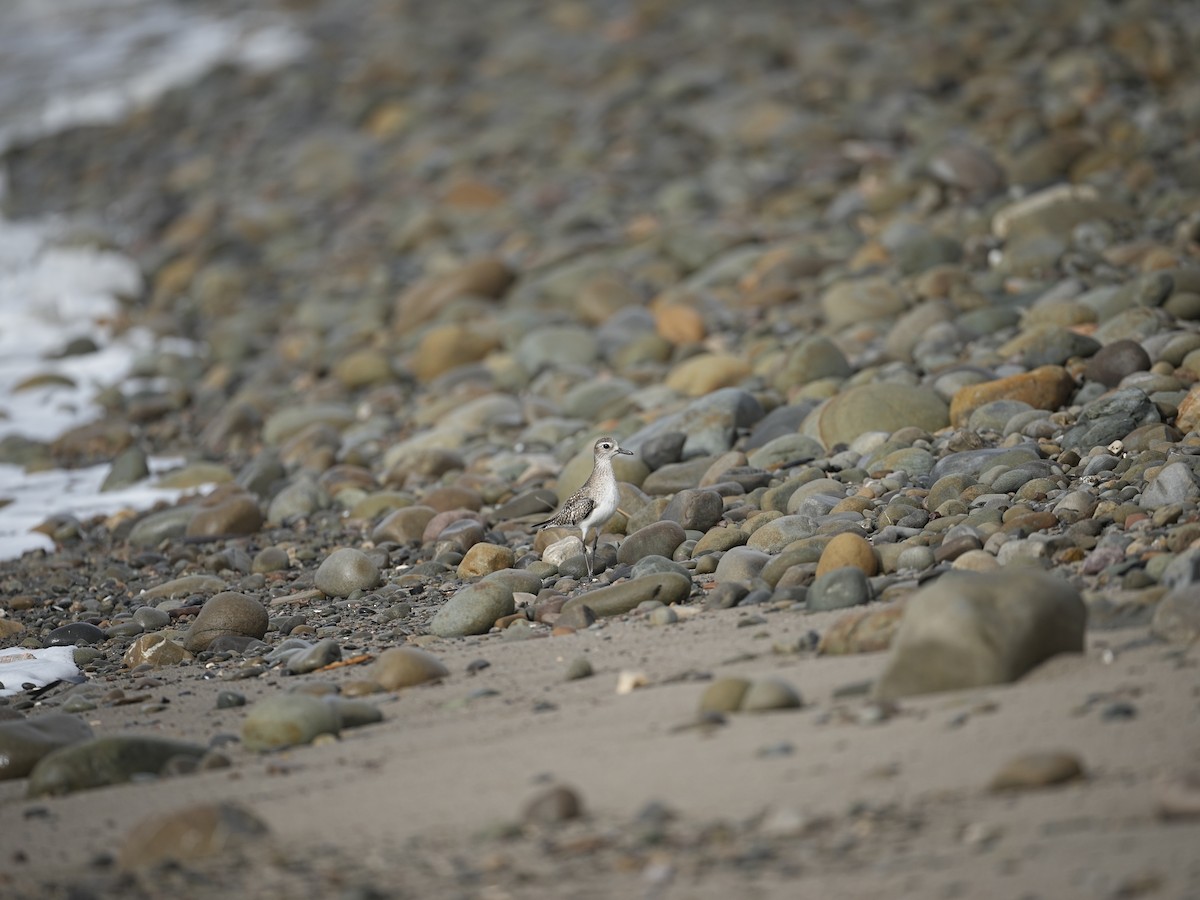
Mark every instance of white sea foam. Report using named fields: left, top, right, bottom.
left=0, top=0, right=307, bottom=562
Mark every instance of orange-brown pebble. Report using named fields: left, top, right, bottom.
left=949, top=365, right=1076, bottom=428
left=816, top=531, right=879, bottom=578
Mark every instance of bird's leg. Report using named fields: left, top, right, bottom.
left=591, top=532, right=601, bottom=577
left=584, top=530, right=594, bottom=578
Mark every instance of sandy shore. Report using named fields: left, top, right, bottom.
left=3, top=605, right=1197, bottom=898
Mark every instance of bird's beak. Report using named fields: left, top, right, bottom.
left=618, top=448, right=633, bottom=455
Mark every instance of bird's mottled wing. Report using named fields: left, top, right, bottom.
left=537, top=493, right=595, bottom=528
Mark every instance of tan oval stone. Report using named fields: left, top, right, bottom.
left=332, top=348, right=393, bottom=389
left=951, top=549, right=1001, bottom=572
left=0, top=620, right=25, bottom=640
left=989, top=752, right=1085, bottom=792
left=394, top=257, right=515, bottom=331
left=654, top=303, right=706, bottom=344
left=457, top=542, right=515, bottom=578
left=411, top=324, right=501, bottom=382
left=665, top=352, right=750, bottom=397
left=815, top=531, right=878, bottom=578
left=370, top=647, right=450, bottom=690
left=949, top=365, right=1076, bottom=428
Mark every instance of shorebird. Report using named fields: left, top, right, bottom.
left=534, top=436, right=633, bottom=577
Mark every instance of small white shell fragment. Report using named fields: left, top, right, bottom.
left=616, top=670, right=649, bottom=695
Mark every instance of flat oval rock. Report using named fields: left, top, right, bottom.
left=46, top=622, right=106, bottom=647
left=988, top=751, right=1086, bottom=792
left=27, top=736, right=208, bottom=797
left=369, top=647, right=450, bottom=690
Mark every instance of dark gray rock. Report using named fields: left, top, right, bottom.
left=662, top=489, right=724, bottom=532
left=1084, top=339, right=1152, bottom=387
left=27, top=736, right=208, bottom=796
left=46, top=622, right=106, bottom=647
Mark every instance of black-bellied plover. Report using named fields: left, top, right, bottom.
left=534, top=436, right=633, bottom=577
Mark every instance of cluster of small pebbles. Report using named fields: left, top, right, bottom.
left=3, top=0, right=1200, bottom=895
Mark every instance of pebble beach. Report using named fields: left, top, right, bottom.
left=1, top=0, right=1199, bottom=897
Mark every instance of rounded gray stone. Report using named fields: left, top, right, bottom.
left=267, top=478, right=329, bottom=525
left=262, top=403, right=355, bottom=445
left=1084, top=339, right=1151, bottom=387
left=617, top=520, right=687, bottom=565
left=896, top=545, right=936, bottom=572
left=773, top=335, right=852, bottom=391
left=183, top=592, right=269, bottom=653
left=127, top=507, right=197, bottom=547
left=101, top=446, right=150, bottom=491
left=624, top=388, right=764, bottom=459
left=132, top=606, right=171, bottom=630
left=661, top=489, right=725, bottom=532
left=747, top=516, right=818, bottom=553
left=324, top=697, right=382, bottom=730
left=807, top=567, right=872, bottom=612
left=430, top=582, right=516, bottom=637
left=714, top=546, right=771, bottom=584
left=746, top=434, right=826, bottom=470
left=967, top=400, right=1034, bottom=433
left=516, top=325, right=598, bottom=372
left=283, top=638, right=342, bottom=674
left=483, top=568, right=544, bottom=594
left=315, top=548, right=381, bottom=598
left=252, top=546, right=291, bottom=574
left=631, top=555, right=692, bottom=580
left=1140, top=462, right=1200, bottom=510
